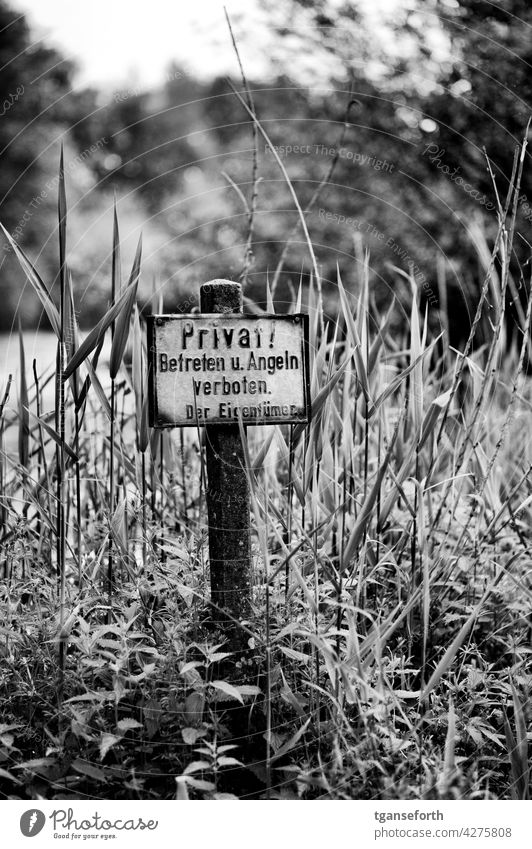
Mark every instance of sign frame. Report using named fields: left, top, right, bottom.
left=147, top=313, right=311, bottom=428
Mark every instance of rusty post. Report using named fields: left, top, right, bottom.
left=200, top=280, right=252, bottom=639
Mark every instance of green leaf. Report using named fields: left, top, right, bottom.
left=175, top=777, right=190, bottom=800
left=206, top=652, right=232, bottom=664
left=116, top=718, right=143, bottom=733
left=25, top=408, right=78, bottom=462
left=266, top=276, right=275, bottom=313
left=210, top=680, right=244, bottom=703
left=112, top=197, right=121, bottom=299
left=182, top=776, right=215, bottom=792
left=63, top=284, right=139, bottom=380
left=74, top=334, right=111, bottom=420
left=110, top=497, right=128, bottom=555
left=217, top=756, right=242, bottom=768
left=269, top=718, right=310, bottom=764
left=143, top=699, right=162, bottom=737
left=0, top=223, right=61, bottom=338
left=0, top=767, right=20, bottom=784
left=0, top=374, right=12, bottom=419
left=341, top=419, right=400, bottom=569
left=109, top=234, right=142, bottom=379
left=418, top=389, right=452, bottom=449
left=235, top=684, right=261, bottom=698
left=58, top=144, right=67, bottom=309
left=180, top=661, right=204, bottom=675
left=15, top=757, right=57, bottom=776
left=293, top=354, right=351, bottom=444
left=183, top=760, right=212, bottom=774
left=421, top=610, right=479, bottom=703
left=182, top=727, right=207, bottom=745
left=139, top=389, right=150, bottom=453
left=99, top=733, right=121, bottom=760
left=72, top=758, right=108, bottom=782
left=366, top=343, right=440, bottom=420
left=0, top=724, right=22, bottom=735
left=65, top=267, right=80, bottom=402
left=131, top=305, right=143, bottom=422
left=184, top=692, right=205, bottom=724
left=17, top=323, right=29, bottom=468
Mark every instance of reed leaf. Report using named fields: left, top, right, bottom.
left=0, top=374, right=12, bottom=420
left=1, top=224, right=61, bottom=338
left=17, top=324, right=29, bottom=469
left=25, top=408, right=78, bottom=463
left=109, top=234, right=142, bottom=380
left=63, top=284, right=139, bottom=380
left=341, top=415, right=401, bottom=570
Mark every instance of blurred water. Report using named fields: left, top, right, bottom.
left=1, top=332, right=56, bottom=454
left=0, top=331, right=111, bottom=453
left=1, top=331, right=58, bottom=376
left=1, top=331, right=57, bottom=412
left=1, top=330, right=113, bottom=400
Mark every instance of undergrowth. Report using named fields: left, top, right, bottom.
left=0, top=143, right=531, bottom=801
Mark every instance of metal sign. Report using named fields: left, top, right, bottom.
left=148, top=314, right=310, bottom=427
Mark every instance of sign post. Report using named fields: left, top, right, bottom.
left=200, top=281, right=252, bottom=636
left=148, top=279, right=310, bottom=644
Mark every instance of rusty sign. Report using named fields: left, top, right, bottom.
left=147, top=314, right=310, bottom=427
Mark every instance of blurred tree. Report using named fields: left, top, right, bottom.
left=423, top=0, right=532, bottom=340
left=429, top=0, right=532, bottom=189
left=242, top=0, right=532, bottom=337
left=2, top=0, right=529, bottom=342
left=0, top=0, right=93, bottom=328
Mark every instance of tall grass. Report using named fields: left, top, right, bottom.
left=0, top=153, right=530, bottom=800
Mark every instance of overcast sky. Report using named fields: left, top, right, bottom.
left=13, top=0, right=295, bottom=89
left=12, top=0, right=449, bottom=92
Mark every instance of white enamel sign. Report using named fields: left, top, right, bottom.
left=148, top=314, right=310, bottom=426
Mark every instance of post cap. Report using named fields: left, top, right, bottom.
left=200, top=280, right=242, bottom=313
